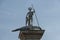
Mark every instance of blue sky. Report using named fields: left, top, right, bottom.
left=0, top=0, right=60, bottom=40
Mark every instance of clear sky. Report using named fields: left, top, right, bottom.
left=0, top=0, right=60, bottom=40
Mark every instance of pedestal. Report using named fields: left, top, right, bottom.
left=18, top=26, right=45, bottom=40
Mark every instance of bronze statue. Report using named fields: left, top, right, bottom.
left=26, top=7, right=35, bottom=26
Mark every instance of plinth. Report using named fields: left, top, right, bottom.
left=18, top=26, right=45, bottom=40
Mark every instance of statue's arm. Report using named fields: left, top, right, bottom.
left=32, top=9, right=35, bottom=13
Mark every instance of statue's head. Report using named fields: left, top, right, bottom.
left=28, top=7, right=32, bottom=11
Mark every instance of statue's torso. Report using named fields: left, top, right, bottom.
left=27, top=12, right=33, bottom=18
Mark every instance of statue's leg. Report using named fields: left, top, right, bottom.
left=31, top=19, right=33, bottom=25
left=28, top=19, right=30, bottom=26
left=30, top=18, right=33, bottom=26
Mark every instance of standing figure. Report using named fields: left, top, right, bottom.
left=26, top=7, right=35, bottom=26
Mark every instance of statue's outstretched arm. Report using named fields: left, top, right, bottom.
left=32, top=8, right=35, bottom=13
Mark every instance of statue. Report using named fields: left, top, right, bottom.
left=26, top=7, right=35, bottom=26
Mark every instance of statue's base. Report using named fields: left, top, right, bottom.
left=18, top=26, right=45, bottom=40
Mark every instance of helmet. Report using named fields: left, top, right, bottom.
left=28, top=7, right=32, bottom=10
